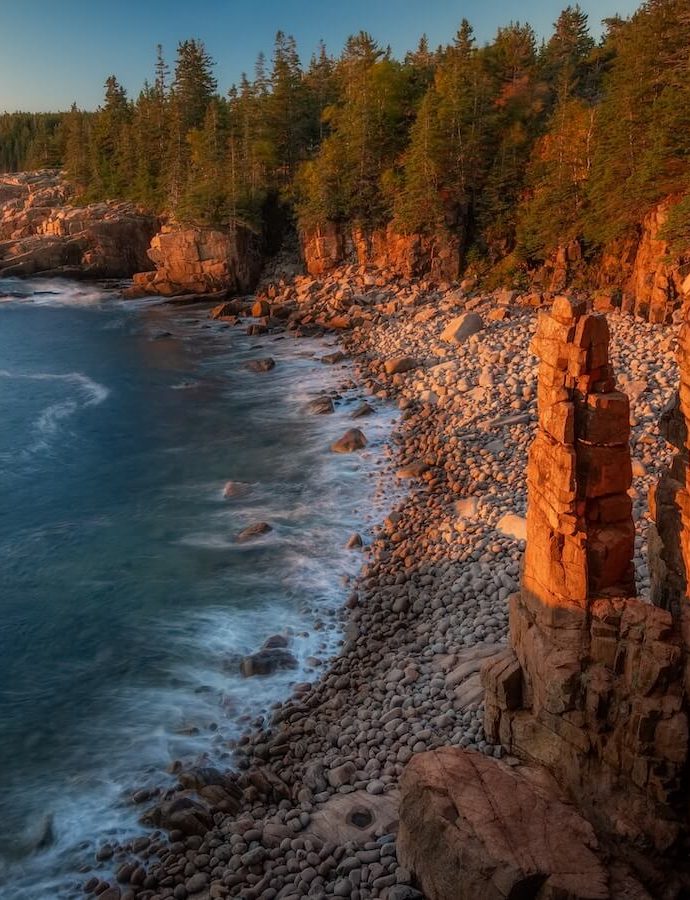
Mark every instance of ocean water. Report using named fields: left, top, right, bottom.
left=0, top=278, right=395, bottom=899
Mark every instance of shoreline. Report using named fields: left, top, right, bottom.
left=57, top=270, right=677, bottom=900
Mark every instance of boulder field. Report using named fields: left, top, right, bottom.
left=81, top=255, right=690, bottom=900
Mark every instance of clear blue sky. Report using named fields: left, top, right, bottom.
left=0, top=0, right=641, bottom=112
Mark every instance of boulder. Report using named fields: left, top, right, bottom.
left=240, top=647, right=298, bottom=677
left=496, top=513, right=527, bottom=541
left=440, top=312, right=483, bottom=345
left=235, top=522, right=272, bottom=542
left=223, top=481, right=251, bottom=499
left=303, top=789, right=400, bottom=846
left=245, top=357, right=276, bottom=373
left=146, top=796, right=214, bottom=837
left=398, top=748, right=611, bottom=900
left=351, top=401, right=375, bottom=419
left=321, top=351, right=347, bottom=365
left=331, top=428, right=367, bottom=453
left=308, top=396, right=335, bottom=415
left=384, top=356, right=418, bottom=376
left=210, top=300, right=244, bottom=319
left=396, top=461, right=429, bottom=479
left=251, top=298, right=270, bottom=317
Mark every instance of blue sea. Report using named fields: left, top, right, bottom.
left=0, top=278, right=394, bottom=899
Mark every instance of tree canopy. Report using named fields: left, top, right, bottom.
left=2, top=3, right=690, bottom=274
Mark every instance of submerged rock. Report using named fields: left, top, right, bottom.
left=245, top=357, right=276, bottom=373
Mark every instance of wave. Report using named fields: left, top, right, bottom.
left=0, top=370, right=110, bottom=457
left=0, top=277, right=114, bottom=307
left=0, top=370, right=110, bottom=406
left=36, top=400, right=79, bottom=436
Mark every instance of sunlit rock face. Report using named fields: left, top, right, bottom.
left=300, top=221, right=463, bottom=283
left=0, top=170, right=158, bottom=277
left=483, top=296, right=690, bottom=853
left=128, top=224, right=263, bottom=297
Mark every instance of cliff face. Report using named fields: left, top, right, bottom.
left=598, top=200, right=690, bottom=324
left=0, top=171, right=158, bottom=278
left=300, top=222, right=463, bottom=284
left=128, top=224, right=263, bottom=297
left=302, top=198, right=690, bottom=326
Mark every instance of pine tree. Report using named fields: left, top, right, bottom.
left=88, top=75, right=132, bottom=197
left=516, top=7, right=596, bottom=259
left=173, top=39, right=218, bottom=130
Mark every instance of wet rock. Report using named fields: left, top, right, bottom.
left=210, top=299, right=243, bottom=319
left=308, top=396, right=335, bottom=414
left=147, top=796, right=214, bottom=837
left=240, top=648, right=298, bottom=677
left=322, top=351, right=347, bottom=365
left=235, top=522, right=272, bottom=542
left=351, top=401, right=375, bottom=418
left=331, top=428, right=367, bottom=453
left=245, top=357, right=276, bottom=373
left=223, top=480, right=251, bottom=499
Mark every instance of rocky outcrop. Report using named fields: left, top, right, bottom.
left=301, top=222, right=462, bottom=283
left=398, top=747, right=652, bottom=900
left=483, top=297, right=690, bottom=856
left=0, top=170, right=158, bottom=278
left=128, top=224, right=263, bottom=297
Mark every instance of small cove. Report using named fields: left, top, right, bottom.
left=0, top=278, right=395, bottom=899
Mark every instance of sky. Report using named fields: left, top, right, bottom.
left=0, top=0, right=642, bottom=113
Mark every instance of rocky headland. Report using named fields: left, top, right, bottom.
left=70, top=247, right=690, bottom=900
left=0, top=171, right=158, bottom=278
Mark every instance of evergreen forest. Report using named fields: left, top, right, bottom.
left=2, top=0, right=689, bottom=272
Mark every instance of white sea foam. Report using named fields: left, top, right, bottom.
left=35, top=400, right=79, bottom=436
left=0, top=370, right=110, bottom=458
left=0, top=370, right=110, bottom=406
